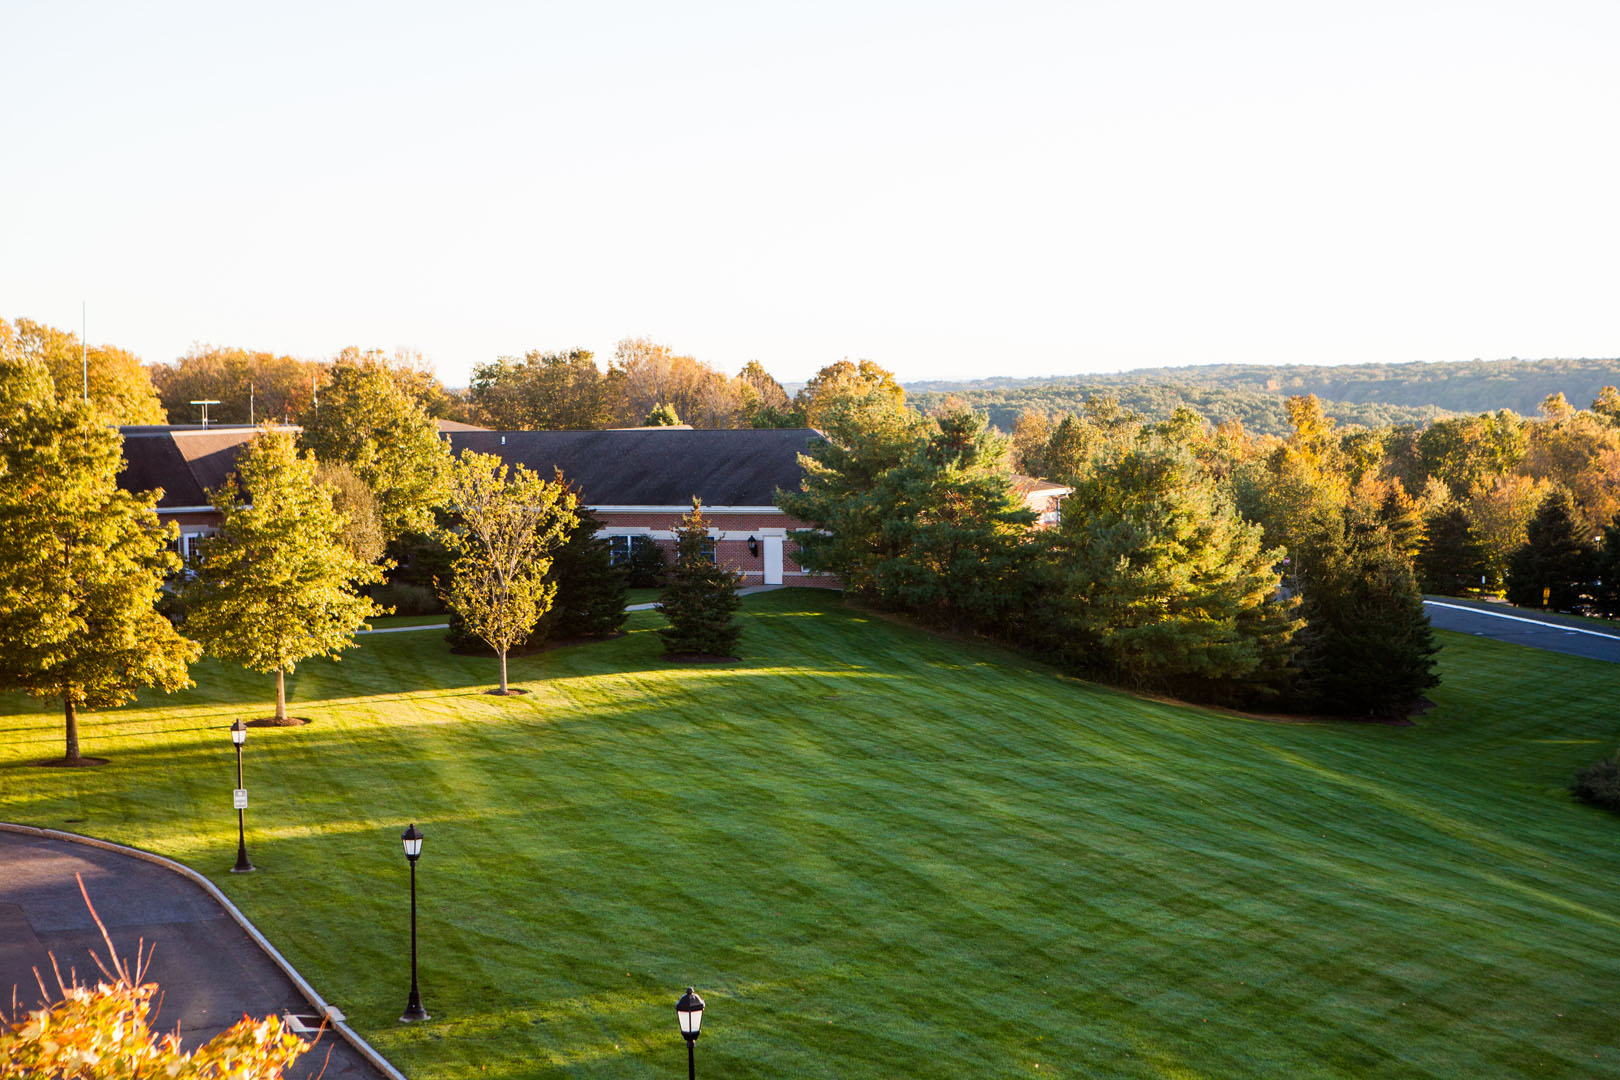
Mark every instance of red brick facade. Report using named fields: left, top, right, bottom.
left=593, top=506, right=840, bottom=588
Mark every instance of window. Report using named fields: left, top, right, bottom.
left=608, top=534, right=656, bottom=566
left=678, top=536, right=716, bottom=564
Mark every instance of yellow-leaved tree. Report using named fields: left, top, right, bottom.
left=0, top=878, right=310, bottom=1079
left=186, top=426, right=383, bottom=723
left=0, top=346, right=199, bottom=764
left=443, top=451, right=577, bottom=694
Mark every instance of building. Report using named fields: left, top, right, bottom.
left=116, top=425, right=293, bottom=562
left=444, top=427, right=840, bottom=588
left=117, top=424, right=1067, bottom=587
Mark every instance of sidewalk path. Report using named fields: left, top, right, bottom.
left=0, top=830, right=389, bottom=1080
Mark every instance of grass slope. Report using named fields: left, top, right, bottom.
left=2, top=591, right=1618, bottom=1079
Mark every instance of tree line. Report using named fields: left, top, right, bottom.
left=908, top=356, right=1620, bottom=426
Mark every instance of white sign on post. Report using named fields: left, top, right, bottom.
left=233, top=788, right=248, bottom=810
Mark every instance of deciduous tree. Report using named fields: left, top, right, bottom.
left=187, top=427, right=383, bottom=722
left=298, top=351, right=451, bottom=539
left=442, top=451, right=577, bottom=692
left=1, top=317, right=165, bottom=425
left=468, top=348, right=613, bottom=429
left=0, top=353, right=198, bottom=762
left=149, top=344, right=324, bottom=425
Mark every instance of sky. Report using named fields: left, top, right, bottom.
left=4, top=1, right=1619, bottom=387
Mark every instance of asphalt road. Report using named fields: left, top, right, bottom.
left=1423, top=597, right=1620, bottom=664
left=0, top=830, right=385, bottom=1080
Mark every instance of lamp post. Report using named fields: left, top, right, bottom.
left=400, top=824, right=429, bottom=1022
left=676, top=987, right=705, bottom=1080
left=229, top=720, right=254, bottom=873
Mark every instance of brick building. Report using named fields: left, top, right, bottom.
left=445, top=427, right=841, bottom=588
left=117, top=424, right=1067, bottom=589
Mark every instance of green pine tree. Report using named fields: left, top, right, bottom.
left=547, top=503, right=630, bottom=639
left=657, top=502, right=743, bottom=657
left=1048, top=440, right=1300, bottom=702
left=1415, top=505, right=1489, bottom=596
left=1291, top=509, right=1440, bottom=717
left=866, top=409, right=1040, bottom=632
left=1505, top=490, right=1595, bottom=612
left=0, top=354, right=200, bottom=762
left=1590, top=513, right=1620, bottom=619
left=187, top=426, right=384, bottom=722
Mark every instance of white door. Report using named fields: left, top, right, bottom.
left=763, top=536, right=784, bottom=585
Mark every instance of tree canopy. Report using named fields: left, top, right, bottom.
left=442, top=451, right=578, bottom=693
left=298, top=351, right=452, bottom=539
left=186, top=427, right=383, bottom=721
left=0, top=352, right=198, bottom=761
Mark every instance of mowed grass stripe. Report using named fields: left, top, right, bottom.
left=3, top=590, right=1619, bottom=1078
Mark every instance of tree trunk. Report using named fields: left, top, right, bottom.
left=63, top=696, right=80, bottom=762
left=498, top=649, right=509, bottom=694
left=275, top=668, right=287, bottom=721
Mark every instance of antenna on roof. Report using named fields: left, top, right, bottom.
left=189, top=399, right=221, bottom=428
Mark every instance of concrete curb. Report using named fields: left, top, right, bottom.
left=0, top=822, right=409, bottom=1080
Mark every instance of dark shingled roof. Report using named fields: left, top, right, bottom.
left=117, top=426, right=295, bottom=508
left=447, top=428, right=821, bottom=506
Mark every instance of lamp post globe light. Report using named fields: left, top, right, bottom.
left=676, top=987, right=705, bottom=1080
left=400, top=824, right=429, bottom=1022
left=229, top=720, right=254, bottom=873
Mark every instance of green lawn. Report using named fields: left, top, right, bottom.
left=3, top=591, right=1619, bottom=1079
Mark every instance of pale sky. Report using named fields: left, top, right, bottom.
left=4, top=1, right=1618, bottom=386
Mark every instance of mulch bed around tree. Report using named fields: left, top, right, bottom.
left=35, top=757, right=110, bottom=768
left=246, top=717, right=312, bottom=727
left=484, top=687, right=531, bottom=696
left=662, top=653, right=741, bottom=664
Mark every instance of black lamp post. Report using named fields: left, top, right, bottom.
left=676, top=986, right=705, bottom=1080
left=229, top=720, right=254, bottom=873
left=400, top=824, right=429, bottom=1022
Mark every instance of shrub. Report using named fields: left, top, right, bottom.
left=625, top=539, right=668, bottom=588
left=370, top=581, right=442, bottom=615
left=1573, top=753, right=1620, bottom=812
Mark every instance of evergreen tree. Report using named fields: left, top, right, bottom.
left=624, top=537, right=668, bottom=587
left=1505, top=489, right=1595, bottom=612
left=0, top=355, right=200, bottom=762
left=442, top=451, right=577, bottom=692
left=187, top=427, right=384, bottom=722
left=1048, top=440, right=1299, bottom=701
left=775, top=386, right=928, bottom=591
left=1590, top=513, right=1620, bottom=619
left=1376, top=485, right=1424, bottom=563
left=1291, top=509, right=1439, bottom=717
left=298, top=352, right=451, bottom=539
left=658, top=503, right=742, bottom=657
left=644, top=402, right=682, bottom=426
left=1415, top=505, right=1489, bottom=596
left=866, top=409, right=1040, bottom=632
left=547, top=503, right=630, bottom=639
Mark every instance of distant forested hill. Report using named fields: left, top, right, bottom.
left=906, top=357, right=1620, bottom=437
